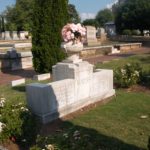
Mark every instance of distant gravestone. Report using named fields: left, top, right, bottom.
left=99, top=28, right=107, bottom=42
left=11, top=78, right=25, bottom=87
left=85, top=26, right=100, bottom=46
left=4, top=31, right=12, bottom=40
left=12, top=31, right=19, bottom=40
left=1, top=32, right=5, bottom=40
left=19, top=31, right=26, bottom=40
left=33, top=73, right=51, bottom=81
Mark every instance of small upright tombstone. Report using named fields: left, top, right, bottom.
left=4, top=31, right=12, bottom=40
left=12, top=31, right=19, bottom=40
left=19, top=31, right=26, bottom=40
left=0, top=32, right=5, bottom=40
left=99, top=28, right=107, bottom=42
left=85, top=26, right=100, bottom=46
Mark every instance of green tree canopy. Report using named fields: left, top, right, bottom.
left=32, top=0, right=68, bottom=73
left=82, top=19, right=98, bottom=27
left=4, top=0, right=34, bottom=31
left=115, top=0, right=150, bottom=34
left=96, top=9, right=114, bottom=27
left=3, top=1, right=80, bottom=31
left=68, top=4, right=81, bottom=23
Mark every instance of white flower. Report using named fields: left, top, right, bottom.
left=45, top=144, right=55, bottom=150
left=0, top=98, right=6, bottom=108
left=63, top=133, right=68, bottom=138
left=73, top=130, right=81, bottom=140
left=134, top=70, right=139, bottom=76
left=127, top=63, right=131, bottom=66
left=0, top=122, right=6, bottom=133
left=21, top=107, right=29, bottom=112
left=121, top=69, right=126, bottom=75
left=22, top=139, right=26, bottom=142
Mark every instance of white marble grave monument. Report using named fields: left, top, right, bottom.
left=26, top=53, right=115, bottom=123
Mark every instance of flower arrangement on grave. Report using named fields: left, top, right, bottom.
left=61, top=23, right=86, bottom=44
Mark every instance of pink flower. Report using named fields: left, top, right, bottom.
left=61, top=23, right=86, bottom=43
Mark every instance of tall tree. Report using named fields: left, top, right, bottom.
left=32, top=0, right=68, bottom=73
left=4, top=0, right=33, bottom=31
left=96, top=9, right=114, bottom=27
left=82, top=19, right=98, bottom=27
left=115, top=0, right=150, bottom=34
left=68, top=4, right=81, bottom=23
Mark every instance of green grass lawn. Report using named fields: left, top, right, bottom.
left=33, top=90, right=150, bottom=150
left=96, top=54, right=150, bottom=71
left=68, top=90, right=150, bottom=149
left=0, top=53, right=150, bottom=149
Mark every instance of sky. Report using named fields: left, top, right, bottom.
left=0, top=0, right=118, bottom=20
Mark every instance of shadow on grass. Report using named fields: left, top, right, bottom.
left=12, top=85, right=26, bottom=92
left=36, top=119, right=146, bottom=150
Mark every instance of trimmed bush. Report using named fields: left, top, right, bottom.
left=114, top=62, right=142, bottom=88
left=131, top=30, right=140, bottom=35
left=122, top=29, right=132, bottom=36
left=32, top=0, right=68, bottom=73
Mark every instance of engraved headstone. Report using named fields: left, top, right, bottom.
left=85, top=26, right=99, bottom=46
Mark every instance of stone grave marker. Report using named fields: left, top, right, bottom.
left=4, top=31, right=12, bottom=40
left=19, top=31, right=26, bottom=40
left=12, top=31, right=19, bottom=40
left=11, top=78, right=25, bottom=87
left=33, top=73, right=51, bottom=81
left=85, top=26, right=100, bottom=46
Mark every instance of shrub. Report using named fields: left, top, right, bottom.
left=0, top=97, right=38, bottom=146
left=131, top=30, right=140, bottom=35
left=114, top=62, right=142, bottom=88
left=30, top=129, right=98, bottom=150
left=32, top=0, right=68, bottom=73
left=122, top=29, right=132, bottom=36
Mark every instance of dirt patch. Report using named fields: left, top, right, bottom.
left=125, top=85, right=150, bottom=94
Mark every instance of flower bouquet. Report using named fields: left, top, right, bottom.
left=61, top=23, right=86, bottom=62
left=61, top=23, right=86, bottom=53
left=62, top=23, right=86, bottom=43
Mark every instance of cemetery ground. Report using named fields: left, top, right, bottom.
left=0, top=52, right=150, bottom=149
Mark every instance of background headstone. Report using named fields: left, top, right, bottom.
left=4, top=31, right=12, bottom=40
left=12, top=31, right=19, bottom=40
left=85, top=26, right=100, bottom=46
left=99, top=28, right=107, bottom=42
left=19, top=31, right=26, bottom=40
left=0, top=32, right=5, bottom=40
